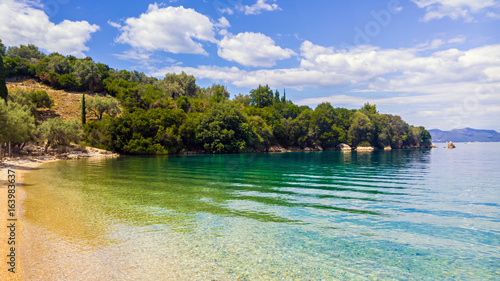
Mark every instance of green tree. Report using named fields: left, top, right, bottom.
left=0, top=53, right=7, bottom=100
left=6, top=44, right=45, bottom=60
left=72, top=59, right=100, bottom=92
left=348, top=111, right=375, bottom=147
left=197, top=102, right=255, bottom=153
left=30, top=90, right=54, bottom=108
left=47, top=54, right=71, bottom=74
left=0, top=99, right=36, bottom=146
left=250, top=85, right=274, bottom=108
left=84, top=95, right=121, bottom=120
left=38, top=118, right=82, bottom=153
left=162, top=72, right=199, bottom=97
left=81, top=94, right=86, bottom=125
left=0, top=39, right=5, bottom=56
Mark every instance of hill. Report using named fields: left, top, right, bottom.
left=6, top=79, right=83, bottom=122
left=429, top=128, right=500, bottom=142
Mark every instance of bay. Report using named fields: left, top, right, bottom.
left=21, top=143, right=500, bottom=280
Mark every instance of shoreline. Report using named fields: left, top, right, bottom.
left=0, top=157, right=57, bottom=281
left=0, top=151, right=118, bottom=281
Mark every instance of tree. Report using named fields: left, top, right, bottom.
left=197, top=102, right=255, bottom=153
left=0, top=39, right=5, bottom=56
left=0, top=53, right=7, bottom=100
left=0, top=99, right=36, bottom=145
left=84, top=95, right=121, bottom=120
left=250, top=85, right=274, bottom=108
left=348, top=111, right=375, bottom=147
left=30, top=90, right=54, bottom=108
left=47, top=54, right=71, bottom=75
left=38, top=118, right=82, bottom=153
left=6, top=44, right=45, bottom=60
left=72, top=59, right=100, bottom=92
left=81, top=94, right=86, bottom=125
left=162, top=72, right=199, bottom=97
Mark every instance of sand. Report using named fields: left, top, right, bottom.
left=0, top=150, right=118, bottom=281
left=0, top=158, right=57, bottom=280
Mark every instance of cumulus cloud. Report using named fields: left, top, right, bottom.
left=218, top=32, right=296, bottom=67
left=114, top=4, right=217, bottom=55
left=0, top=0, right=99, bottom=57
left=154, top=41, right=500, bottom=107
left=153, top=40, right=500, bottom=129
left=238, top=0, right=281, bottom=15
left=410, top=0, right=498, bottom=21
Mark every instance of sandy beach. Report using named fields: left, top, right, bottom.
left=0, top=148, right=118, bottom=281
left=0, top=157, right=57, bottom=280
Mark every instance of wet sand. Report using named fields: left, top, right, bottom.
left=0, top=158, right=57, bottom=281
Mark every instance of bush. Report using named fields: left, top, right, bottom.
left=30, top=90, right=54, bottom=108
left=38, top=118, right=82, bottom=152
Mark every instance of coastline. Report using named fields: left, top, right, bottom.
left=0, top=150, right=118, bottom=281
left=0, top=157, right=57, bottom=281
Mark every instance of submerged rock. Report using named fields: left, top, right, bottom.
left=448, top=141, right=456, bottom=149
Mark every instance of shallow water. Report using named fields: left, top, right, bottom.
left=22, top=143, right=500, bottom=280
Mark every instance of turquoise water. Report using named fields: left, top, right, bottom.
left=22, top=143, right=500, bottom=280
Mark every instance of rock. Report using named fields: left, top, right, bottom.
left=337, top=143, right=352, bottom=151
left=448, top=141, right=456, bottom=149
left=355, top=146, right=375, bottom=151
left=304, top=147, right=312, bottom=151
left=383, top=146, right=392, bottom=150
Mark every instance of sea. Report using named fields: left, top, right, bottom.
left=21, top=142, right=500, bottom=280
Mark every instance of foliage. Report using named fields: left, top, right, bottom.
left=38, top=118, right=82, bottom=152
left=83, top=95, right=121, bottom=120
left=348, top=111, right=375, bottom=147
left=197, top=102, right=255, bottom=153
left=82, top=94, right=86, bottom=125
left=0, top=39, right=5, bottom=56
left=30, top=90, right=54, bottom=108
left=0, top=53, right=7, bottom=100
left=0, top=42, right=433, bottom=154
left=8, top=89, right=53, bottom=116
left=250, top=85, right=274, bottom=108
left=0, top=98, right=36, bottom=145
left=6, top=44, right=45, bottom=60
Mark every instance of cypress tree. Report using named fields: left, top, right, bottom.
left=81, top=93, right=86, bottom=125
left=0, top=53, right=8, bottom=101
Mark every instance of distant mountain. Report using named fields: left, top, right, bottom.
left=429, top=128, right=500, bottom=142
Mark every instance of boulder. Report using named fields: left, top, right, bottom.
left=337, top=143, right=352, bottom=151
left=448, top=141, right=456, bottom=149
left=383, top=146, right=392, bottom=150
left=355, top=146, right=375, bottom=151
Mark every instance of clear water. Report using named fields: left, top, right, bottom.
left=22, top=143, right=500, bottom=280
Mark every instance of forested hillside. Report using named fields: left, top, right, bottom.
left=0, top=41, right=432, bottom=154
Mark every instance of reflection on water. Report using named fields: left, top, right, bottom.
left=22, top=144, right=500, bottom=280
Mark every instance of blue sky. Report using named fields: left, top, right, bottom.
left=1, top=0, right=500, bottom=130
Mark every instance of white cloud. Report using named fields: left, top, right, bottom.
left=114, top=4, right=217, bottom=55
left=214, top=17, right=230, bottom=28
left=238, top=0, right=281, bottom=15
left=153, top=40, right=500, bottom=129
left=410, top=0, right=498, bottom=21
left=0, top=0, right=99, bottom=57
left=219, top=7, right=234, bottom=15
left=218, top=32, right=296, bottom=67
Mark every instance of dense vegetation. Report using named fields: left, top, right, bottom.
left=0, top=41, right=432, bottom=155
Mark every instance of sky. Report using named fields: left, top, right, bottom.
left=1, top=0, right=500, bottom=131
